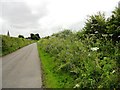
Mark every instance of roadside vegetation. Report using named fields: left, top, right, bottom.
left=37, top=6, right=120, bottom=88
left=0, top=35, right=34, bottom=56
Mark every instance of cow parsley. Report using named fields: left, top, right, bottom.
left=91, top=47, right=99, bottom=51
left=73, top=84, right=80, bottom=88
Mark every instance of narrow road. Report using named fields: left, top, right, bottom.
left=2, top=43, right=42, bottom=88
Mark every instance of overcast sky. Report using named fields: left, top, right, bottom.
left=0, top=0, right=119, bottom=37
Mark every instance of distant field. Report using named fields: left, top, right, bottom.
left=0, top=35, right=34, bottom=56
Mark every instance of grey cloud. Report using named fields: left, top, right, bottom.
left=11, top=23, right=40, bottom=29
left=0, top=0, right=48, bottom=29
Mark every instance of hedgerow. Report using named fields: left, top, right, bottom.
left=1, top=35, right=34, bottom=56
left=37, top=6, right=120, bottom=88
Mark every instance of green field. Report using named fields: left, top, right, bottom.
left=37, top=7, right=120, bottom=88
left=0, top=35, right=34, bottom=56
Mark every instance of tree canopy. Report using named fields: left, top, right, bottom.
left=84, top=7, right=120, bottom=42
left=30, top=33, right=40, bottom=40
left=18, top=35, right=24, bottom=38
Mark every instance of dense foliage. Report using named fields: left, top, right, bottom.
left=30, top=33, right=40, bottom=40
left=18, top=35, right=24, bottom=38
left=38, top=7, right=120, bottom=88
left=1, top=35, right=34, bottom=56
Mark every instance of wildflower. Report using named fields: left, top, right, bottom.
left=95, top=31, right=98, bottom=34
left=103, top=57, right=107, bottom=59
left=102, top=34, right=107, bottom=37
left=91, top=47, right=99, bottom=51
left=73, top=84, right=80, bottom=88
left=88, top=53, right=91, bottom=56
left=112, top=70, right=115, bottom=74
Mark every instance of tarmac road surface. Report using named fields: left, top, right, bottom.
left=2, top=43, right=42, bottom=88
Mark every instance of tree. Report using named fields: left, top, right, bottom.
left=30, top=33, right=40, bottom=40
left=35, top=33, right=40, bottom=40
left=7, top=31, right=10, bottom=37
left=30, top=33, right=35, bottom=40
left=107, top=7, right=120, bottom=42
left=84, top=12, right=107, bottom=35
left=18, top=35, right=24, bottom=38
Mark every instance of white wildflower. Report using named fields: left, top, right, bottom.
left=112, top=70, right=115, bottom=74
left=91, top=47, right=99, bottom=51
left=95, top=31, right=98, bottom=34
left=73, top=84, right=80, bottom=88
left=110, top=34, right=113, bottom=36
left=102, top=34, right=107, bottom=37
left=103, top=57, right=107, bottom=59
left=88, top=53, right=91, bottom=56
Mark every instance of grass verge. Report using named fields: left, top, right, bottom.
left=37, top=42, right=74, bottom=88
left=37, top=43, right=61, bottom=88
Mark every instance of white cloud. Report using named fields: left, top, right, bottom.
left=0, top=18, right=4, bottom=23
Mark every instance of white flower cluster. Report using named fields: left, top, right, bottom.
left=88, top=53, right=91, bottom=56
left=73, top=84, right=80, bottom=88
left=91, top=47, right=99, bottom=51
left=112, top=70, right=115, bottom=74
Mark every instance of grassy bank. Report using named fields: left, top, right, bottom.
left=1, top=35, right=34, bottom=56
left=37, top=42, right=74, bottom=88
